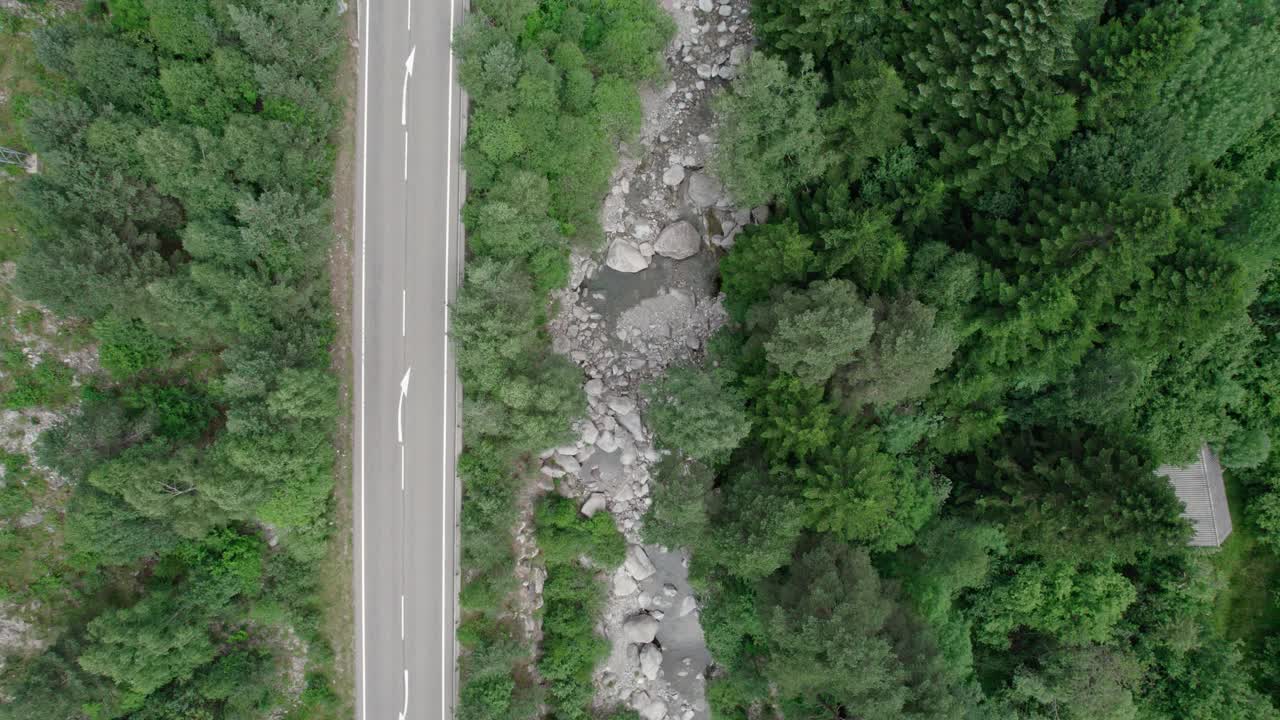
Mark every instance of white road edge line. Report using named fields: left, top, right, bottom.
left=407, top=0, right=411, bottom=30
left=403, top=131, right=409, bottom=181
left=357, top=1, right=370, bottom=719
left=400, top=445, right=405, bottom=490
left=443, top=0, right=458, bottom=713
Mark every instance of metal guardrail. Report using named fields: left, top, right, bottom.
left=0, top=147, right=29, bottom=166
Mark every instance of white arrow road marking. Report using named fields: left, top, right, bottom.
left=400, top=670, right=409, bottom=720
left=401, top=46, right=416, bottom=127
left=397, top=367, right=412, bottom=444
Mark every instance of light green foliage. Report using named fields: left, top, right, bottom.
left=146, top=0, right=218, bottom=58
left=93, top=314, right=172, bottom=378
left=535, top=494, right=625, bottom=568
left=644, top=365, right=751, bottom=463
left=644, top=456, right=713, bottom=550
left=2, top=354, right=73, bottom=409
left=833, top=295, right=956, bottom=411
left=16, top=225, right=168, bottom=319
left=78, top=531, right=263, bottom=696
left=718, top=221, right=814, bottom=320
left=999, top=645, right=1141, bottom=720
left=69, top=35, right=159, bottom=111
left=699, top=0, right=1280, bottom=716
left=159, top=61, right=236, bottom=128
left=888, top=519, right=1004, bottom=676
left=712, top=53, right=830, bottom=206
left=452, top=2, right=673, bottom=714
left=753, top=278, right=873, bottom=385
left=7, top=1, right=349, bottom=713
left=973, top=561, right=1137, bottom=647
left=708, top=463, right=805, bottom=581
left=535, top=494, right=625, bottom=719
left=816, top=209, right=906, bottom=292
left=1222, top=427, right=1272, bottom=469
left=955, top=427, right=1191, bottom=565
left=795, top=428, right=943, bottom=550
left=759, top=539, right=971, bottom=719
left=109, top=0, right=150, bottom=32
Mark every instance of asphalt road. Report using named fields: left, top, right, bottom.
left=352, top=0, right=463, bottom=718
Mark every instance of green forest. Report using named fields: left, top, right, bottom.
left=0, top=1, right=349, bottom=717
left=634, top=0, right=1280, bottom=718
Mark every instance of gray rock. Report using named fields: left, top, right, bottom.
left=697, top=0, right=713, bottom=12
left=717, top=64, right=736, bottom=80
left=678, top=594, right=698, bottom=617
left=606, top=240, right=651, bottom=273
left=607, top=395, right=637, bottom=415
left=655, top=221, right=702, bottom=259
left=618, top=411, right=645, bottom=440
left=602, top=191, right=625, bottom=233
left=640, top=643, right=663, bottom=680
left=540, top=465, right=565, bottom=478
left=581, top=421, right=600, bottom=445
left=623, top=613, right=661, bottom=644
left=751, top=204, right=771, bottom=224
left=555, top=453, right=581, bottom=474
left=625, top=544, right=657, bottom=581
left=585, top=378, right=605, bottom=397
left=662, top=165, right=686, bottom=187
left=580, top=492, right=607, bottom=517
left=614, top=569, right=639, bottom=597
left=640, top=700, right=668, bottom=720
left=729, top=44, right=748, bottom=65
left=718, top=3, right=732, bottom=15
left=686, top=172, right=724, bottom=207
left=696, top=63, right=713, bottom=79
left=597, top=431, right=620, bottom=453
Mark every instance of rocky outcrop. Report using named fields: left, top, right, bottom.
left=526, top=0, right=759, bottom=717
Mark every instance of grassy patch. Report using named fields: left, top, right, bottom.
left=1210, top=473, right=1280, bottom=654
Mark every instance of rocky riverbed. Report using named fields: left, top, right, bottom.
left=513, top=0, right=759, bottom=717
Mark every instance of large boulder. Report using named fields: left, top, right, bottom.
left=614, top=569, right=639, bottom=597
left=607, top=240, right=651, bottom=273
left=617, top=411, right=645, bottom=441
left=623, top=612, right=661, bottom=644
left=677, top=595, right=698, bottom=617
left=625, top=545, right=657, bottom=581
left=640, top=643, right=663, bottom=680
left=640, top=700, right=668, bottom=720
left=580, top=492, right=607, bottom=518
left=654, top=221, right=702, bottom=260
left=607, top=395, right=637, bottom=415
left=686, top=172, right=724, bottom=208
